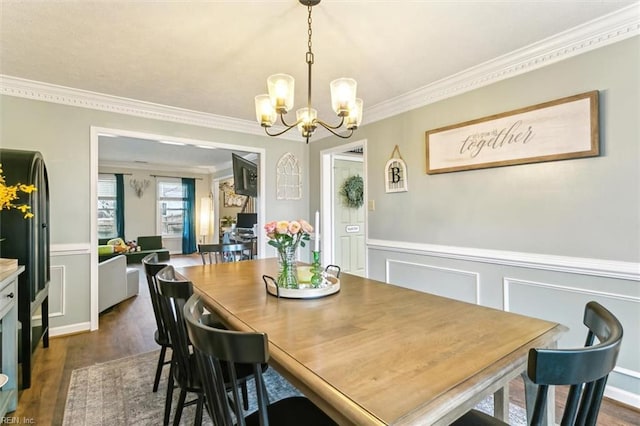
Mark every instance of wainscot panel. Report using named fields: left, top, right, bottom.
left=386, top=259, right=479, bottom=304
left=50, top=244, right=91, bottom=336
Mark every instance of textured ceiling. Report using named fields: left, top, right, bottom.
left=1, top=0, right=637, bottom=169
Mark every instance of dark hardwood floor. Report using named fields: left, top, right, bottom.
left=10, top=254, right=640, bottom=425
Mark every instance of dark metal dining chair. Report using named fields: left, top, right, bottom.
left=156, top=265, right=202, bottom=425
left=451, top=301, right=623, bottom=426
left=156, top=265, right=256, bottom=425
left=198, top=243, right=253, bottom=264
left=183, top=293, right=337, bottom=426
left=141, top=253, right=171, bottom=393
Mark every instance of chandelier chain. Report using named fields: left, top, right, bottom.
left=307, top=5, right=313, bottom=58
left=306, top=3, right=314, bottom=114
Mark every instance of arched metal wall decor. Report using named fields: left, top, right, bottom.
left=276, top=152, right=302, bottom=200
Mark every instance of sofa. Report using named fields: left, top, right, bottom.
left=98, top=254, right=139, bottom=312
left=98, top=235, right=170, bottom=264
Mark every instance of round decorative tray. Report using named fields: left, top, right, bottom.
left=264, top=275, right=340, bottom=299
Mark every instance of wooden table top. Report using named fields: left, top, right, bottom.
left=178, top=258, right=564, bottom=425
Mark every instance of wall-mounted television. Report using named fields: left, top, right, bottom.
left=232, top=153, right=258, bottom=197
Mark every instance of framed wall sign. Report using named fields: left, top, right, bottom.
left=425, top=91, right=599, bottom=174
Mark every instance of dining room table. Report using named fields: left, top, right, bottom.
left=177, top=258, right=566, bottom=425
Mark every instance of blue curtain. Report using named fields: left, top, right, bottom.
left=181, top=178, right=196, bottom=254
left=115, top=174, right=125, bottom=239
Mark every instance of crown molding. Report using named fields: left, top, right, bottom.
left=1, top=3, right=638, bottom=132
left=0, top=75, right=262, bottom=133
left=364, top=3, right=640, bottom=124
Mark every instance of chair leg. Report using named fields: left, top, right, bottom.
left=154, top=345, right=168, bottom=392
left=241, top=382, right=249, bottom=410
left=173, top=388, right=187, bottom=426
left=164, top=364, right=174, bottom=426
left=194, top=394, right=204, bottom=425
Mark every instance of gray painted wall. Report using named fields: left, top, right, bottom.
left=309, top=36, right=639, bottom=404
left=312, top=36, right=639, bottom=263
left=0, top=96, right=309, bottom=333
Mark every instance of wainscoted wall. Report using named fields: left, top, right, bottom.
left=48, top=244, right=92, bottom=336
left=367, top=240, right=640, bottom=408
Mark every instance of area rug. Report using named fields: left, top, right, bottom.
left=63, top=350, right=526, bottom=425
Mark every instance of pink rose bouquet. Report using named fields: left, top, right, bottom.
left=264, top=219, right=313, bottom=251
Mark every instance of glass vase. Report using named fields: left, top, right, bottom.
left=277, top=245, right=299, bottom=289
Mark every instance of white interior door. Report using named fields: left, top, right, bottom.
left=333, top=156, right=365, bottom=276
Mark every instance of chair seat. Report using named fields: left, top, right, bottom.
left=245, top=396, right=337, bottom=426
left=451, top=409, right=507, bottom=426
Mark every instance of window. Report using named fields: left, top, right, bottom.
left=157, top=178, right=185, bottom=237
left=97, top=174, right=118, bottom=239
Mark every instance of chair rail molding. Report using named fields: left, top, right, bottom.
left=50, top=243, right=91, bottom=256
left=1, top=4, right=638, bottom=132
left=367, top=239, right=640, bottom=282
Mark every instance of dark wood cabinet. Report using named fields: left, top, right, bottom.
left=0, top=149, right=50, bottom=389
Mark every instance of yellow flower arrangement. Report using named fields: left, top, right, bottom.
left=0, top=163, right=37, bottom=219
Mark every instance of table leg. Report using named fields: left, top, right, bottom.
left=493, top=384, right=509, bottom=421
left=522, top=372, right=536, bottom=425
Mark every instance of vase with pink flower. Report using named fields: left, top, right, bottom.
left=264, top=219, right=313, bottom=288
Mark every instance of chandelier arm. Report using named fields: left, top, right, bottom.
left=315, top=116, right=345, bottom=130
left=263, top=120, right=299, bottom=138
left=280, top=113, right=299, bottom=129
left=263, top=126, right=296, bottom=138
left=316, top=120, right=354, bottom=139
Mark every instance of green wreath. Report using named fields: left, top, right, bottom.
left=340, top=175, right=364, bottom=209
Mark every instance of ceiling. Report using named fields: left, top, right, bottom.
left=97, top=134, right=253, bottom=174
left=1, top=0, right=637, bottom=171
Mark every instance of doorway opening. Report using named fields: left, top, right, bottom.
left=90, top=126, right=266, bottom=330
left=320, top=139, right=367, bottom=277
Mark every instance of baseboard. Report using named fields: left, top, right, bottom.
left=49, top=322, right=91, bottom=337
left=605, top=385, right=640, bottom=410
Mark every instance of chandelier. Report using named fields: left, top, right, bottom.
left=254, top=0, right=363, bottom=143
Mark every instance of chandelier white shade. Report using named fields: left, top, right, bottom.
left=254, top=0, right=363, bottom=143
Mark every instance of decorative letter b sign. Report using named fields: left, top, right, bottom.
left=385, top=145, right=408, bottom=193
left=425, top=91, right=599, bottom=174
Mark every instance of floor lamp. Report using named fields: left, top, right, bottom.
left=199, top=197, right=211, bottom=244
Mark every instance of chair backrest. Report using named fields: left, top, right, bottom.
left=142, top=253, right=169, bottom=341
left=156, top=265, right=198, bottom=387
left=527, top=301, right=623, bottom=426
left=198, top=243, right=253, bottom=264
left=184, top=294, right=270, bottom=426
left=221, top=243, right=253, bottom=262
left=198, top=243, right=224, bottom=264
